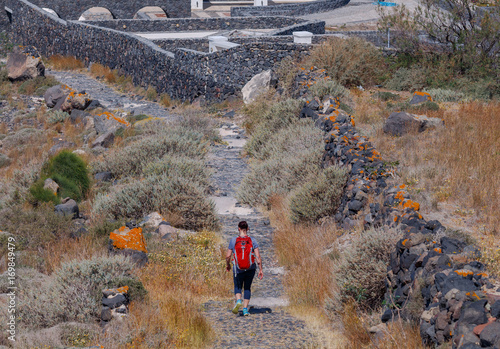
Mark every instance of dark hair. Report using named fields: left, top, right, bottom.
left=238, top=221, right=248, bottom=231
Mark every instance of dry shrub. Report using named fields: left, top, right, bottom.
left=90, top=63, right=116, bottom=83
left=306, top=37, right=386, bottom=87
left=335, top=228, right=402, bottom=311
left=340, top=301, right=372, bottom=348
left=48, top=55, right=85, bottom=70
left=377, top=320, right=426, bottom=349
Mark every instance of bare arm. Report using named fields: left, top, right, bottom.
left=254, top=248, right=263, bottom=279
left=225, top=249, right=233, bottom=272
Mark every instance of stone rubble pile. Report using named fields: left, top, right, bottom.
left=101, top=286, right=130, bottom=325
left=293, top=69, right=500, bottom=349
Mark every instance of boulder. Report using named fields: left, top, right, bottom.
left=109, top=226, right=148, bottom=267
left=410, top=91, right=432, bottom=105
left=70, top=110, right=91, bottom=124
left=479, top=322, right=500, bottom=347
left=43, top=178, right=59, bottom=196
left=91, top=131, right=115, bottom=148
left=54, top=199, right=79, bottom=218
left=157, top=222, right=177, bottom=239
left=93, top=111, right=130, bottom=135
left=6, top=46, right=45, bottom=81
left=61, top=90, right=92, bottom=112
left=241, top=69, right=271, bottom=104
left=44, top=85, right=68, bottom=109
left=140, top=212, right=164, bottom=229
left=94, top=171, right=113, bottom=183
left=459, top=300, right=488, bottom=326
left=48, top=139, right=76, bottom=156
left=383, top=112, right=443, bottom=136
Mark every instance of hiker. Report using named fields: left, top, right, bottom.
left=226, top=221, right=263, bottom=316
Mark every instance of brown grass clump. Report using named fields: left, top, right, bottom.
left=48, top=55, right=85, bottom=70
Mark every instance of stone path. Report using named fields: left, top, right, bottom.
left=204, top=122, right=317, bottom=348
left=48, top=69, right=177, bottom=119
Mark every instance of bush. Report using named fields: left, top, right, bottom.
left=1, top=128, right=44, bottom=150
left=424, top=88, right=466, bottom=102
left=384, top=66, right=426, bottom=91
left=92, top=174, right=218, bottom=231
left=244, top=99, right=303, bottom=157
left=48, top=55, right=85, bottom=70
left=41, top=151, right=90, bottom=202
left=250, top=119, right=323, bottom=161
left=375, top=91, right=401, bottom=101
left=29, top=179, right=60, bottom=205
left=306, top=37, right=386, bottom=87
left=92, top=125, right=209, bottom=177
left=289, top=166, right=347, bottom=223
left=18, top=255, right=137, bottom=328
left=145, top=85, right=158, bottom=101
left=335, top=228, right=402, bottom=310
left=309, top=79, right=350, bottom=101
left=47, top=110, right=70, bottom=124
left=0, top=153, right=11, bottom=168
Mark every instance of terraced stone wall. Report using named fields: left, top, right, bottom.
left=295, top=69, right=500, bottom=349
left=8, top=0, right=314, bottom=101
left=231, top=0, right=349, bottom=17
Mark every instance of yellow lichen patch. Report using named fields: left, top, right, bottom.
left=434, top=247, right=442, bottom=253
left=116, top=285, right=129, bottom=294
left=110, top=226, right=147, bottom=253
left=395, top=191, right=405, bottom=201
left=414, top=91, right=433, bottom=101
left=401, top=199, right=420, bottom=211
left=454, top=269, right=473, bottom=277
left=476, top=272, right=488, bottom=278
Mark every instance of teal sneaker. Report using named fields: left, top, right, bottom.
left=232, top=300, right=242, bottom=314
left=242, top=308, right=249, bottom=316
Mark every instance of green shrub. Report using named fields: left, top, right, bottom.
left=126, top=113, right=149, bottom=124
left=92, top=174, right=218, bottom=231
left=47, top=110, right=70, bottom=124
left=335, top=228, right=402, bottom=310
left=145, top=85, right=158, bottom=101
left=309, top=79, right=350, bottom=101
left=28, top=179, right=60, bottom=205
left=423, top=88, right=466, bottom=102
left=244, top=99, right=303, bottom=157
left=290, top=166, right=347, bottom=223
left=18, top=76, right=58, bottom=95
left=384, top=66, right=426, bottom=91
left=375, top=91, right=401, bottom=101
left=41, top=151, right=90, bottom=202
left=306, top=37, right=386, bottom=87
left=18, top=255, right=137, bottom=328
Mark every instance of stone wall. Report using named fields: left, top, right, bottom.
left=15, top=0, right=190, bottom=19
left=293, top=69, right=500, bottom=349
left=231, top=0, right=349, bottom=17
left=82, top=17, right=308, bottom=32
left=7, top=0, right=315, bottom=102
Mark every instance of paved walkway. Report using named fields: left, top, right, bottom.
left=204, top=122, right=317, bottom=348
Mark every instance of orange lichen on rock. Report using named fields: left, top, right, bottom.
left=455, top=269, right=474, bottom=277
left=476, top=272, right=488, bottom=278
left=395, top=191, right=405, bottom=201
left=401, top=199, right=420, bottom=211
left=434, top=247, right=442, bottom=253
left=402, top=238, right=408, bottom=246
left=100, top=111, right=131, bottom=127
left=110, top=226, right=147, bottom=253
left=414, top=91, right=433, bottom=101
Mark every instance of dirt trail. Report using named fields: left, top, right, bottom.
left=204, top=122, right=317, bottom=348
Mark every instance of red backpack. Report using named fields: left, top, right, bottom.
left=234, top=236, right=255, bottom=271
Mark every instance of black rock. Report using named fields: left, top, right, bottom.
left=381, top=308, right=394, bottom=323
left=55, top=199, right=79, bottom=219
left=480, top=322, right=500, bottom=347
left=490, top=300, right=500, bottom=318
left=70, top=109, right=90, bottom=124
left=95, top=171, right=113, bottom=182
left=101, top=306, right=112, bottom=321
left=102, top=294, right=127, bottom=309
left=348, top=199, right=363, bottom=212
left=458, top=300, right=488, bottom=326
left=300, top=106, right=319, bottom=119
left=441, top=236, right=466, bottom=254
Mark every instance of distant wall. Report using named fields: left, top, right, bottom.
left=17, top=0, right=190, bottom=19
left=82, top=17, right=307, bottom=32
left=8, top=0, right=315, bottom=101
left=231, top=0, right=349, bottom=17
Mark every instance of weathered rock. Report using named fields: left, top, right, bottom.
left=44, top=85, right=68, bottom=108
left=102, top=293, right=127, bottom=309
left=101, top=306, right=112, bottom=321
left=241, top=69, right=271, bottom=104
left=94, top=171, right=113, bottom=182
left=140, top=212, right=164, bottom=229
left=158, top=222, right=177, bottom=239
left=93, top=111, right=130, bottom=135
left=91, top=131, right=115, bottom=148
left=70, top=109, right=91, bottom=124
left=54, top=199, right=79, bottom=218
left=109, top=226, right=148, bottom=267
left=61, top=90, right=92, bottom=112
left=7, top=46, right=45, bottom=81
left=409, top=91, right=432, bottom=105
left=491, top=300, right=500, bottom=318
left=383, top=112, right=443, bottom=136
left=43, top=178, right=59, bottom=195
left=459, top=300, right=488, bottom=326
left=479, top=322, right=500, bottom=347
left=48, top=140, right=76, bottom=156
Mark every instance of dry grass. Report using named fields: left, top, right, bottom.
left=48, top=55, right=85, bottom=71
left=98, top=231, right=231, bottom=348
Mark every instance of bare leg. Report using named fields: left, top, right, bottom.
left=235, top=293, right=242, bottom=301
left=243, top=299, right=250, bottom=308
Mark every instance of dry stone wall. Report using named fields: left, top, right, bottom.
left=7, top=0, right=317, bottom=101
left=294, top=69, right=500, bottom=349
left=231, top=0, right=349, bottom=17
